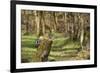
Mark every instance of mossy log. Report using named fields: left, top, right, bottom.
left=33, top=37, right=52, bottom=62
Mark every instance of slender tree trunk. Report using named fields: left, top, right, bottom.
left=80, top=15, right=84, bottom=50
left=42, top=12, right=46, bottom=35
left=64, top=13, right=68, bottom=36
left=34, top=11, right=40, bottom=37
left=25, top=14, right=29, bottom=35
left=55, top=13, right=58, bottom=32
left=52, top=12, right=57, bottom=32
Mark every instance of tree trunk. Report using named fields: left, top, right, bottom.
left=34, top=11, right=40, bottom=37
left=64, top=13, right=68, bottom=36
left=52, top=12, right=57, bottom=32
left=36, top=37, right=52, bottom=62
left=80, top=15, right=84, bottom=50
left=42, top=12, right=46, bottom=35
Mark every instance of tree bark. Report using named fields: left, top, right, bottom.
left=34, top=11, right=40, bottom=37
left=36, top=37, right=52, bottom=62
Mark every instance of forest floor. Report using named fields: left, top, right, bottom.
left=21, top=35, right=90, bottom=63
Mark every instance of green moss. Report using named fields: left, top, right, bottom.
left=21, top=35, right=89, bottom=63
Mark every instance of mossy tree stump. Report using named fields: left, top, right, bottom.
left=33, top=37, right=52, bottom=62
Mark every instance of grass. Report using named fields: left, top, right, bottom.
left=21, top=35, right=90, bottom=63
left=21, top=35, right=37, bottom=48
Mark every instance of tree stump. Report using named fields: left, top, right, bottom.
left=34, top=37, right=52, bottom=62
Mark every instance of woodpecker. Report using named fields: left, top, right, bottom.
left=34, top=36, right=43, bottom=48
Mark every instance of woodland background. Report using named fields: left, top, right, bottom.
left=21, top=10, right=90, bottom=62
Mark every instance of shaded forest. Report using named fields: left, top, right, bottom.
left=21, top=10, right=90, bottom=62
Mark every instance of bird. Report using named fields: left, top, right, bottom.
left=34, top=36, right=43, bottom=48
